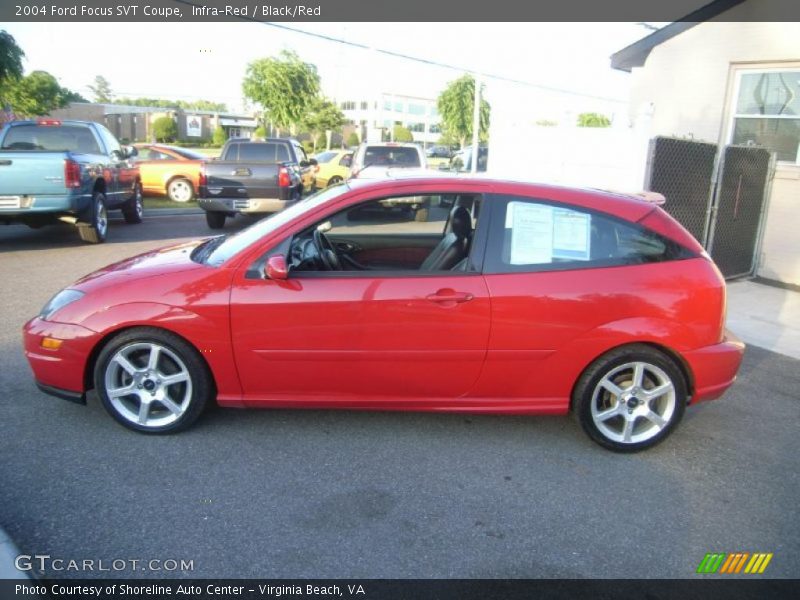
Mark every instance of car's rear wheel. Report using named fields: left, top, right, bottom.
left=327, top=176, right=343, bottom=187
left=573, top=344, right=687, bottom=452
left=167, top=178, right=194, bottom=203
left=122, top=183, right=143, bottom=224
left=77, top=192, right=108, bottom=244
left=205, top=211, right=226, bottom=229
left=94, top=328, right=213, bottom=433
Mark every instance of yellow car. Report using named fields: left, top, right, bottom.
left=313, top=149, right=353, bottom=188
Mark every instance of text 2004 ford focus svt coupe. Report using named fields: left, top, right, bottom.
left=23, top=177, right=744, bottom=451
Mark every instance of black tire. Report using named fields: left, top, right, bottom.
left=327, top=176, right=343, bottom=187
left=77, top=191, right=108, bottom=244
left=122, top=183, right=144, bottom=224
left=205, top=211, right=226, bottom=229
left=573, top=344, right=687, bottom=453
left=93, top=327, right=214, bottom=434
left=167, top=177, right=194, bottom=203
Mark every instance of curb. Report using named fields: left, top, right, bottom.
left=0, top=526, right=29, bottom=579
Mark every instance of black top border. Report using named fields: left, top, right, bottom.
left=2, top=0, right=800, bottom=22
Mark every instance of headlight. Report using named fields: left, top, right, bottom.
left=40, top=289, right=85, bottom=320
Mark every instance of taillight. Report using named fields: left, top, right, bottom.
left=37, top=118, right=62, bottom=126
left=64, top=159, right=81, bottom=188
left=278, top=166, right=291, bottom=187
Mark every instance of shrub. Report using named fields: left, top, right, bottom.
left=346, top=132, right=360, bottom=147
left=152, top=116, right=178, bottom=142
left=212, top=126, right=227, bottom=146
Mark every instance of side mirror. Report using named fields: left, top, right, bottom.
left=125, top=145, right=138, bottom=159
left=110, top=150, right=123, bottom=162
left=265, top=255, right=288, bottom=280
left=299, top=160, right=310, bottom=168
left=309, top=158, right=318, bottom=166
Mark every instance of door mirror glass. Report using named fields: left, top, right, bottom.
left=265, top=255, right=289, bottom=280
left=124, top=145, right=138, bottom=159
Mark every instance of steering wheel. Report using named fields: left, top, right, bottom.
left=312, top=228, right=342, bottom=271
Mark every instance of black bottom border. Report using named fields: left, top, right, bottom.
left=3, top=579, right=799, bottom=600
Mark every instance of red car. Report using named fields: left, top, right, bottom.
left=22, top=177, right=744, bottom=451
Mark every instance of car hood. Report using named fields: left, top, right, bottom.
left=72, top=239, right=208, bottom=292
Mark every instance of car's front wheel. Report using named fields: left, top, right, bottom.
left=94, top=328, right=214, bottom=433
left=573, top=344, right=687, bottom=452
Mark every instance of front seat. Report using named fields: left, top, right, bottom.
left=420, top=206, right=472, bottom=271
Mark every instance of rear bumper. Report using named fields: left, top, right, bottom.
left=23, top=317, right=98, bottom=399
left=0, top=193, right=88, bottom=220
left=197, top=196, right=294, bottom=214
left=685, top=329, right=746, bottom=403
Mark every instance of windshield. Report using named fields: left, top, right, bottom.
left=314, top=151, right=337, bottom=163
left=169, top=147, right=206, bottom=160
left=204, top=183, right=351, bottom=267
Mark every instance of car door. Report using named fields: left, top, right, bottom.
left=229, top=190, right=491, bottom=404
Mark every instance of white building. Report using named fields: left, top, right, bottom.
left=334, top=92, right=440, bottom=145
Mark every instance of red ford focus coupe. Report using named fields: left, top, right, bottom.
left=23, top=177, right=744, bottom=451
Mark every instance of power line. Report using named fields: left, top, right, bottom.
left=171, top=0, right=628, bottom=104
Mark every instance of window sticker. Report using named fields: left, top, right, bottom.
left=552, top=208, right=591, bottom=260
left=508, top=202, right=554, bottom=264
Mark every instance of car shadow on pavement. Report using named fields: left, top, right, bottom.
left=0, top=213, right=252, bottom=254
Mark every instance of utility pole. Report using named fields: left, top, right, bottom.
left=470, top=75, right=481, bottom=174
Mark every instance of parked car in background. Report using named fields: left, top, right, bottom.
left=133, top=144, right=206, bottom=203
left=448, top=146, right=489, bottom=173
left=313, top=149, right=352, bottom=188
left=24, top=176, right=743, bottom=451
left=198, top=137, right=317, bottom=229
left=349, top=142, right=427, bottom=179
left=425, top=145, right=455, bottom=159
left=0, top=119, right=142, bottom=243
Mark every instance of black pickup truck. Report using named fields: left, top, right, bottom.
left=198, top=137, right=316, bottom=229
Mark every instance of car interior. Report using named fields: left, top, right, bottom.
left=288, top=194, right=481, bottom=273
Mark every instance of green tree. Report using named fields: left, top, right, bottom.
left=88, top=75, right=113, bottom=103
left=301, top=97, right=345, bottom=151
left=152, top=116, right=178, bottom=142
left=3, top=71, right=78, bottom=117
left=437, top=75, right=490, bottom=148
left=253, top=125, right=267, bottom=139
left=212, top=126, right=227, bottom=146
left=346, top=131, right=360, bottom=147
left=242, top=50, right=320, bottom=135
left=392, top=125, right=414, bottom=143
left=577, top=112, right=611, bottom=127
left=0, top=30, right=24, bottom=88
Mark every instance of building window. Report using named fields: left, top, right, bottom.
left=360, top=101, right=368, bottom=110
left=429, top=123, right=441, bottom=134
left=394, top=101, right=403, bottom=112
left=730, top=68, right=800, bottom=163
left=383, top=101, right=392, bottom=111
left=408, top=103, right=426, bottom=116
left=340, top=101, right=356, bottom=111
left=408, top=122, right=425, bottom=133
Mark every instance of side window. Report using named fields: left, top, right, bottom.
left=223, top=143, right=239, bottom=161
left=339, top=153, right=353, bottom=167
left=96, top=125, right=121, bottom=155
left=276, top=143, right=290, bottom=162
left=288, top=194, right=482, bottom=274
left=485, top=196, right=686, bottom=274
left=293, top=144, right=308, bottom=163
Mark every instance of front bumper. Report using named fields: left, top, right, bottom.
left=23, top=317, right=98, bottom=401
left=197, top=197, right=293, bottom=214
left=684, top=329, right=746, bottom=403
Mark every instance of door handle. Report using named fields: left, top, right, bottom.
left=425, top=290, right=474, bottom=304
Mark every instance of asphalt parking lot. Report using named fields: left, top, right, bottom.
left=0, top=212, right=798, bottom=579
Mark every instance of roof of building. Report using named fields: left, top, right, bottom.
left=610, top=0, right=747, bottom=72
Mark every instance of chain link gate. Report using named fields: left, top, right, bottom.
left=644, top=136, right=774, bottom=279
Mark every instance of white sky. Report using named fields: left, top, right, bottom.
left=3, top=22, right=661, bottom=120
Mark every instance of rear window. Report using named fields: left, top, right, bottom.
left=364, top=146, right=421, bottom=167
left=1, top=125, right=101, bottom=154
left=233, top=142, right=291, bottom=162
